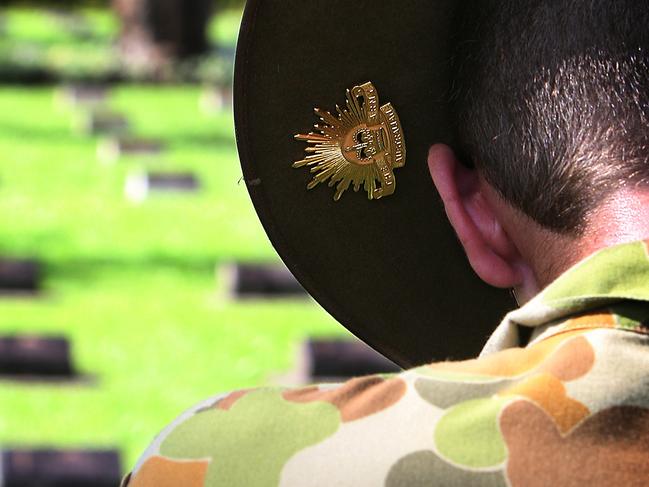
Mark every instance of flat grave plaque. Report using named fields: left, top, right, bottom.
left=219, top=262, right=308, bottom=299
left=0, top=336, right=73, bottom=378
left=2, top=449, right=121, bottom=487
left=76, top=110, right=130, bottom=136
left=57, top=84, right=109, bottom=108
left=147, top=172, right=200, bottom=191
left=199, top=85, right=233, bottom=114
left=98, top=138, right=164, bottom=164
left=124, top=171, right=200, bottom=202
left=0, top=259, right=41, bottom=294
left=306, top=338, right=401, bottom=381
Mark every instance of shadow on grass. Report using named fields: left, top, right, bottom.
left=42, top=254, right=278, bottom=281
left=47, top=255, right=216, bottom=277
left=170, top=132, right=236, bottom=150
left=0, top=120, right=80, bottom=142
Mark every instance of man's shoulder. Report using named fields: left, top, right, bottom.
left=123, top=374, right=418, bottom=487
left=124, top=326, right=649, bottom=486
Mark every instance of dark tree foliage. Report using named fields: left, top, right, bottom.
left=0, top=0, right=245, bottom=9
left=0, top=0, right=110, bottom=5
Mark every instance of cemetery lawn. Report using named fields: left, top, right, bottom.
left=0, top=86, right=347, bottom=470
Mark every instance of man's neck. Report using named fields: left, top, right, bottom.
left=585, top=188, right=649, bottom=253
left=528, top=188, right=649, bottom=294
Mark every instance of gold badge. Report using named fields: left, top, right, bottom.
left=294, top=82, right=405, bottom=200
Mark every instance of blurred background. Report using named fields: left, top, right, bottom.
left=0, top=0, right=362, bottom=482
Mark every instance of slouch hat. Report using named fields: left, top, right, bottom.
left=234, top=0, right=514, bottom=367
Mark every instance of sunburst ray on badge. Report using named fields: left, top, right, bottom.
left=293, top=88, right=383, bottom=201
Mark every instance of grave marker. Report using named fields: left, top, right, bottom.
left=125, top=171, right=200, bottom=202
left=0, top=336, right=73, bottom=378
left=98, top=138, right=164, bottom=164
left=57, top=85, right=109, bottom=108
left=199, top=84, right=233, bottom=114
left=2, top=449, right=122, bottom=487
left=75, top=110, right=130, bottom=136
left=0, top=259, right=41, bottom=294
left=219, top=262, right=307, bottom=299
left=306, top=339, right=401, bottom=381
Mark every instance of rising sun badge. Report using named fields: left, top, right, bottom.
left=293, top=82, right=406, bottom=201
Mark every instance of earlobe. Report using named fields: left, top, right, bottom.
left=427, top=144, right=523, bottom=288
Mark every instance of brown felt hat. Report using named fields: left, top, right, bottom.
left=233, top=0, right=514, bottom=368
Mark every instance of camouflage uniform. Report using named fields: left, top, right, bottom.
left=123, top=240, right=649, bottom=486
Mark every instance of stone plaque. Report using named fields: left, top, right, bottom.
left=0, top=259, right=41, bottom=294
left=218, top=262, right=308, bottom=299
left=98, top=138, right=164, bottom=164
left=58, top=84, right=109, bottom=107
left=2, top=449, right=122, bottom=487
left=199, top=84, right=233, bottom=114
left=306, top=338, right=401, bottom=381
left=76, top=111, right=130, bottom=136
left=0, top=336, right=73, bottom=378
left=124, top=171, right=200, bottom=202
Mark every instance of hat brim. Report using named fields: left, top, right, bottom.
left=234, top=0, right=514, bottom=367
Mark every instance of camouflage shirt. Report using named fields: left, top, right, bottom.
left=124, top=240, right=649, bottom=486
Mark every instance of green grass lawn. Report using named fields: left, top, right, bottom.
left=0, top=7, right=348, bottom=472
left=0, top=84, right=347, bottom=470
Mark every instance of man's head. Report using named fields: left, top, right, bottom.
left=429, top=0, right=649, bottom=300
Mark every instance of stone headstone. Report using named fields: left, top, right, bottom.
left=306, top=338, right=401, bottom=381
left=199, top=85, right=233, bottom=114
left=147, top=172, right=200, bottom=191
left=124, top=171, right=200, bottom=202
left=98, top=138, right=164, bottom=164
left=57, top=85, right=109, bottom=108
left=219, top=262, right=307, bottom=299
left=1, top=449, right=122, bottom=487
left=76, top=111, right=130, bottom=136
left=0, top=259, right=41, bottom=294
left=0, top=336, right=73, bottom=378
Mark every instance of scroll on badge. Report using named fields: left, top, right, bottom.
left=293, top=82, right=406, bottom=201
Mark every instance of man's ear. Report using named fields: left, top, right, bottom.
left=427, top=144, right=523, bottom=288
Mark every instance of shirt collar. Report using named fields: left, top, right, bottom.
left=481, top=239, right=649, bottom=355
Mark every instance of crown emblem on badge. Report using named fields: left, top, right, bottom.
left=293, top=82, right=406, bottom=200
